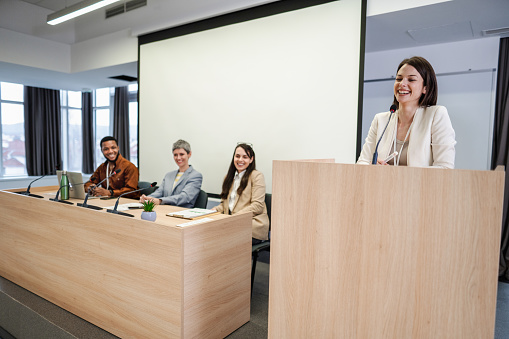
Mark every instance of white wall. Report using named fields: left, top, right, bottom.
left=0, top=27, right=138, bottom=75
left=362, top=37, right=500, bottom=170
left=71, top=29, right=138, bottom=73
left=0, top=28, right=70, bottom=72
left=364, top=38, right=500, bottom=80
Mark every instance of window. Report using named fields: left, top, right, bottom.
left=94, top=87, right=113, bottom=167
left=61, top=90, right=82, bottom=172
left=0, top=82, right=26, bottom=177
left=128, top=83, right=138, bottom=167
left=0, top=83, right=138, bottom=179
left=93, top=86, right=138, bottom=167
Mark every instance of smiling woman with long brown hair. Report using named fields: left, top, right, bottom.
left=213, top=143, right=269, bottom=244
left=357, top=56, right=456, bottom=168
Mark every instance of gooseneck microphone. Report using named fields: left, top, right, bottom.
left=49, top=182, right=74, bottom=205
left=16, top=164, right=60, bottom=198
left=372, top=104, right=397, bottom=164
left=77, top=169, right=121, bottom=210
left=49, top=177, right=96, bottom=205
left=107, top=182, right=157, bottom=218
left=88, top=169, right=121, bottom=193
left=15, top=174, right=48, bottom=198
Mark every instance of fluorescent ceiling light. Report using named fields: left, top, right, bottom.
left=47, top=0, right=122, bottom=25
left=367, top=0, right=452, bottom=17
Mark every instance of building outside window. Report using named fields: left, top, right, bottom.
left=61, top=90, right=83, bottom=172
left=0, top=83, right=138, bottom=178
left=94, top=85, right=138, bottom=168
left=0, top=82, right=26, bottom=177
left=94, top=87, right=112, bottom=167
left=128, top=83, right=138, bottom=167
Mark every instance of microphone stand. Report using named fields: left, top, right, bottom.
left=78, top=170, right=121, bottom=210
left=372, top=105, right=397, bottom=164
left=49, top=183, right=74, bottom=205
left=107, top=198, right=136, bottom=217
left=14, top=174, right=47, bottom=198
left=77, top=189, right=103, bottom=210
left=107, top=182, right=157, bottom=218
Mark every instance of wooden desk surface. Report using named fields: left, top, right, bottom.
left=0, top=186, right=251, bottom=338
left=20, top=185, right=230, bottom=226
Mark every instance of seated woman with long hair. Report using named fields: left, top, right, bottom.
left=213, top=143, right=269, bottom=244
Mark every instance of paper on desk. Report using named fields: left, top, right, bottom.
left=105, top=202, right=143, bottom=211
left=177, top=217, right=214, bottom=227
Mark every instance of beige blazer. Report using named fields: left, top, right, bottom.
left=216, top=170, right=269, bottom=240
left=357, top=105, right=456, bottom=168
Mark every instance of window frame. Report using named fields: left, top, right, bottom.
left=60, top=90, right=83, bottom=173
left=0, top=82, right=26, bottom=177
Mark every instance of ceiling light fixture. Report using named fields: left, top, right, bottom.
left=47, top=0, right=122, bottom=25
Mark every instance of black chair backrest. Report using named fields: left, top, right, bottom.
left=138, top=181, right=157, bottom=195
left=265, top=193, right=272, bottom=226
left=194, top=190, right=208, bottom=208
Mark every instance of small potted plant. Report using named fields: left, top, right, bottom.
left=141, top=200, right=157, bottom=222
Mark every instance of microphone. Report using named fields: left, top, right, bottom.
left=107, top=182, right=157, bottom=218
left=49, top=182, right=74, bottom=205
left=76, top=177, right=105, bottom=210
left=15, top=174, right=48, bottom=198
left=16, top=164, right=60, bottom=198
left=88, top=169, right=121, bottom=193
left=77, top=169, right=121, bottom=210
left=372, top=104, right=397, bottom=164
left=49, top=176, right=96, bottom=205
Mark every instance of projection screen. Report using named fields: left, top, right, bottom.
left=139, top=0, right=365, bottom=194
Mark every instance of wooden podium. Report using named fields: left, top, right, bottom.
left=268, top=161, right=504, bottom=338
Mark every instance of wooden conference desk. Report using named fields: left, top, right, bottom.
left=0, top=186, right=251, bottom=338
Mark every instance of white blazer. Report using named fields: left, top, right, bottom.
left=357, top=105, right=456, bottom=168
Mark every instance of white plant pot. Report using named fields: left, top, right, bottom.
left=141, top=211, right=157, bottom=222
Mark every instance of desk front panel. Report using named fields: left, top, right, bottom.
left=0, top=187, right=251, bottom=338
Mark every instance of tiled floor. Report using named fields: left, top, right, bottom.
left=1, top=264, right=508, bottom=339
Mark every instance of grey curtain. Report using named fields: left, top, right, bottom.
left=113, top=86, right=130, bottom=160
left=82, top=92, right=95, bottom=173
left=24, top=86, right=62, bottom=176
left=491, top=37, right=509, bottom=281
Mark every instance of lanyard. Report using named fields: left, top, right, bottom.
left=106, top=162, right=115, bottom=189
left=394, top=114, right=415, bottom=166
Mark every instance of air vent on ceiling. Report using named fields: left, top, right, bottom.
left=482, top=27, right=509, bottom=36
left=109, top=75, right=138, bottom=82
left=407, top=21, right=474, bottom=44
left=106, top=0, right=147, bottom=19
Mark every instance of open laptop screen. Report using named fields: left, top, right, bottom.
left=56, top=171, right=85, bottom=199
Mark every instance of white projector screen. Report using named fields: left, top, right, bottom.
left=139, top=0, right=365, bottom=194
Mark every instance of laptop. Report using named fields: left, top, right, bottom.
left=56, top=171, right=86, bottom=200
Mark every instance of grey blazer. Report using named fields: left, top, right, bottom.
left=149, top=165, right=203, bottom=207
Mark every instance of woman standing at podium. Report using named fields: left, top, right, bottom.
left=357, top=56, right=456, bottom=168
left=213, top=143, right=269, bottom=244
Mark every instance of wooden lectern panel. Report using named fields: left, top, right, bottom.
left=268, top=162, right=504, bottom=338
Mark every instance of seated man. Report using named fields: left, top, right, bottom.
left=84, top=136, right=139, bottom=198
left=140, top=139, right=202, bottom=207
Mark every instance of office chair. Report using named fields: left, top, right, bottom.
left=251, top=193, right=271, bottom=297
left=138, top=181, right=157, bottom=196
left=194, top=189, right=208, bottom=209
